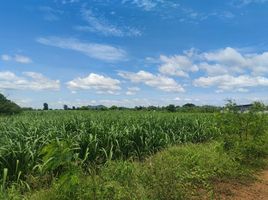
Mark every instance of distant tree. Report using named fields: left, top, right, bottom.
left=118, top=107, right=128, bottom=110
left=43, top=103, right=49, bottom=110
left=72, top=106, right=76, bottom=110
left=79, top=106, right=89, bottom=110
left=182, top=103, right=196, bottom=108
left=63, top=105, right=68, bottom=110
left=110, top=105, right=118, bottom=110
left=21, top=107, right=33, bottom=111
left=166, top=104, right=176, bottom=112
left=147, top=106, right=157, bottom=111
left=0, top=93, right=21, bottom=114
left=224, top=99, right=238, bottom=112
left=135, top=106, right=144, bottom=111
left=200, top=105, right=221, bottom=113
left=99, top=105, right=107, bottom=110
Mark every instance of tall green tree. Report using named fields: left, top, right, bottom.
left=63, top=105, right=68, bottom=110
left=43, top=103, right=49, bottom=110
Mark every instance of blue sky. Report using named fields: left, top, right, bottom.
left=1, top=0, right=268, bottom=108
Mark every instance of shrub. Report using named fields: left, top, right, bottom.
left=0, top=93, right=21, bottom=114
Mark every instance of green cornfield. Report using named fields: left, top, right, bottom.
left=0, top=111, right=220, bottom=182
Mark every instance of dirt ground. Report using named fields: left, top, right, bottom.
left=214, top=169, right=268, bottom=200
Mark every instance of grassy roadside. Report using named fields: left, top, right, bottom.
left=3, top=132, right=267, bottom=200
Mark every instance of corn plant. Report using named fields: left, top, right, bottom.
left=0, top=111, right=221, bottom=186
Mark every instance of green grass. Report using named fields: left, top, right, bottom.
left=22, top=139, right=268, bottom=200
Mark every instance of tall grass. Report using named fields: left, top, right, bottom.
left=0, top=111, right=220, bottom=182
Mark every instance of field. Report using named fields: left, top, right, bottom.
left=0, top=110, right=268, bottom=199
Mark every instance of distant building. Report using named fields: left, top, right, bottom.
left=235, top=104, right=253, bottom=112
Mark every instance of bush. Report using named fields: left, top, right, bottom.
left=0, top=93, right=21, bottom=114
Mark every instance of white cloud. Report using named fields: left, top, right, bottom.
left=173, top=97, right=181, bottom=101
left=122, top=0, right=179, bottom=11
left=193, top=75, right=268, bottom=92
left=198, top=62, right=229, bottom=76
left=37, top=37, right=127, bottom=62
left=159, top=54, right=198, bottom=77
left=1, top=54, right=11, bottom=61
left=12, top=98, right=33, bottom=107
left=0, top=71, right=60, bottom=91
left=76, top=8, right=141, bottom=37
left=233, top=0, right=268, bottom=6
left=1, top=54, right=32, bottom=64
left=61, top=0, right=79, bottom=4
left=66, top=73, right=121, bottom=94
left=157, top=47, right=268, bottom=78
left=179, top=8, right=235, bottom=24
left=126, top=87, right=140, bottom=95
left=173, top=97, right=200, bottom=102
left=201, top=47, right=268, bottom=75
left=118, top=70, right=185, bottom=92
left=54, top=0, right=79, bottom=4
left=122, top=0, right=158, bottom=11
left=14, top=55, right=32, bottom=64
left=203, top=47, right=246, bottom=65
left=154, top=47, right=268, bottom=92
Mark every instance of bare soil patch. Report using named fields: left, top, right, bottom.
left=213, top=169, right=268, bottom=200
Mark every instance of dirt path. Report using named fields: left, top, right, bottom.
left=216, top=169, right=268, bottom=200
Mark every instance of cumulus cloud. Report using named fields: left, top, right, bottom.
left=1, top=54, right=32, bottom=64
left=37, top=37, right=127, bottom=62
left=193, top=75, right=268, bottom=92
left=76, top=8, right=141, bottom=37
left=201, top=47, right=268, bottom=75
left=0, top=71, right=60, bottom=91
left=126, top=87, right=140, bottom=95
left=203, top=47, right=246, bottom=66
left=118, top=70, right=185, bottom=92
left=159, top=54, right=198, bottom=77
left=158, top=47, right=268, bottom=77
left=66, top=73, right=121, bottom=94
left=198, top=63, right=229, bottom=76
left=156, top=47, right=268, bottom=92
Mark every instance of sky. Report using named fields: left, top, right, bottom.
left=0, top=0, right=268, bottom=108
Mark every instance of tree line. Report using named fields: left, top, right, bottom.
left=41, top=102, right=223, bottom=113
left=1, top=93, right=267, bottom=114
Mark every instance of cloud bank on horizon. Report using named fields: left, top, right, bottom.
left=0, top=0, right=268, bottom=108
